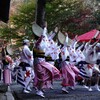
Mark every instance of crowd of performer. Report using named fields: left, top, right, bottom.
left=0, top=22, right=100, bottom=98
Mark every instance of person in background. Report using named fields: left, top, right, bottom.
left=0, top=60, right=3, bottom=81
left=1, top=41, right=12, bottom=85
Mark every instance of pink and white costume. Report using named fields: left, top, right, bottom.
left=60, top=34, right=79, bottom=93
left=33, top=27, right=60, bottom=96
left=61, top=46, right=76, bottom=87
left=67, top=39, right=80, bottom=76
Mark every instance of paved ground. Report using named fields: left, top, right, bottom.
left=0, top=80, right=100, bottom=100
left=0, top=83, right=7, bottom=100
left=11, top=80, right=100, bottom=100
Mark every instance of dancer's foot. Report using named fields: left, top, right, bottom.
left=62, top=87, right=69, bottom=94
left=36, top=90, right=45, bottom=98
left=42, top=89, right=46, bottom=92
left=50, top=86, right=54, bottom=90
left=27, top=86, right=32, bottom=91
left=69, top=86, right=75, bottom=90
left=88, top=87, right=93, bottom=91
left=83, top=85, right=89, bottom=89
left=23, top=89, right=30, bottom=93
left=94, top=85, right=100, bottom=91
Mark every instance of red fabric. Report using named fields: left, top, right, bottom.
left=77, top=29, right=100, bottom=42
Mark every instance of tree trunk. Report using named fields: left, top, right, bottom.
left=36, top=0, right=46, bottom=28
left=0, top=0, right=11, bottom=23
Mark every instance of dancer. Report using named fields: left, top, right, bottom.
left=33, top=22, right=60, bottom=98
left=0, top=60, right=3, bottom=81
left=81, top=39, right=100, bottom=91
left=67, top=35, right=80, bottom=87
left=88, top=44, right=100, bottom=91
left=1, top=41, right=13, bottom=85
left=96, top=43, right=100, bottom=67
left=60, top=33, right=77, bottom=93
left=17, top=39, right=35, bottom=93
left=3, top=55, right=13, bottom=85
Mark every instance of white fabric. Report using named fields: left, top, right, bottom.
left=67, top=39, right=78, bottom=62
left=75, top=46, right=85, bottom=62
left=61, top=46, right=69, bottom=61
left=48, top=31, right=56, bottom=40
left=83, top=65, right=93, bottom=77
left=20, top=45, right=33, bottom=67
left=83, top=43, right=93, bottom=63
left=39, top=27, right=61, bottom=60
left=70, top=39, right=77, bottom=50
left=45, top=37, right=60, bottom=60
left=25, top=67, right=35, bottom=85
left=68, top=46, right=77, bottom=62
left=0, top=60, right=3, bottom=69
left=97, top=52, right=100, bottom=60
left=60, top=35, right=69, bottom=61
left=48, top=61, right=54, bottom=65
left=93, top=64, right=100, bottom=73
left=90, top=47, right=97, bottom=64
left=17, top=67, right=35, bottom=88
left=39, top=27, right=50, bottom=52
left=64, top=35, right=68, bottom=46
left=49, top=46, right=61, bottom=60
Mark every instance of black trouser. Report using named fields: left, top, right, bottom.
left=97, top=59, right=100, bottom=65
left=19, top=62, right=30, bottom=71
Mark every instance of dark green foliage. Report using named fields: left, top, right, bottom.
left=11, top=0, right=36, bottom=38
left=94, top=10, right=100, bottom=25
left=0, top=0, right=36, bottom=46
left=46, top=0, right=98, bottom=36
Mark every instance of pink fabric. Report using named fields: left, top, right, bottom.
left=3, top=69, right=12, bottom=85
left=34, top=61, right=60, bottom=89
left=41, top=61, right=61, bottom=79
left=77, top=29, right=100, bottom=42
left=70, top=64, right=80, bottom=76
left=61, top=62, right=76, bottom=87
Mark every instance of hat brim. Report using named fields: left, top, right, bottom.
left=58, top=31, right=72, bottom=45
left=32, top=23, right=43, bottom=37
left=6, top=44, right=14, bottom=55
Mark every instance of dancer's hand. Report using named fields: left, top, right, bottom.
left=54, top=27, right=59, bottom=33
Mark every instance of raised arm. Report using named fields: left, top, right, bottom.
left=64, top=32, right=69, bottom=46
left=71, top=35, right=78, bottom=49
left=77, top=42, right=85, bottom=51
left=48, top=27, right=59, bottom=39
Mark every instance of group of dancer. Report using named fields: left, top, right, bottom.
left=1, top=22, right=100, bottom=98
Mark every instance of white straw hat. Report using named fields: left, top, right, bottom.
left=23, top=39, right=29, bottom=43
left=58, top=31, right=72, bottom=46
left=32, top=22, right=43, bottom=37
